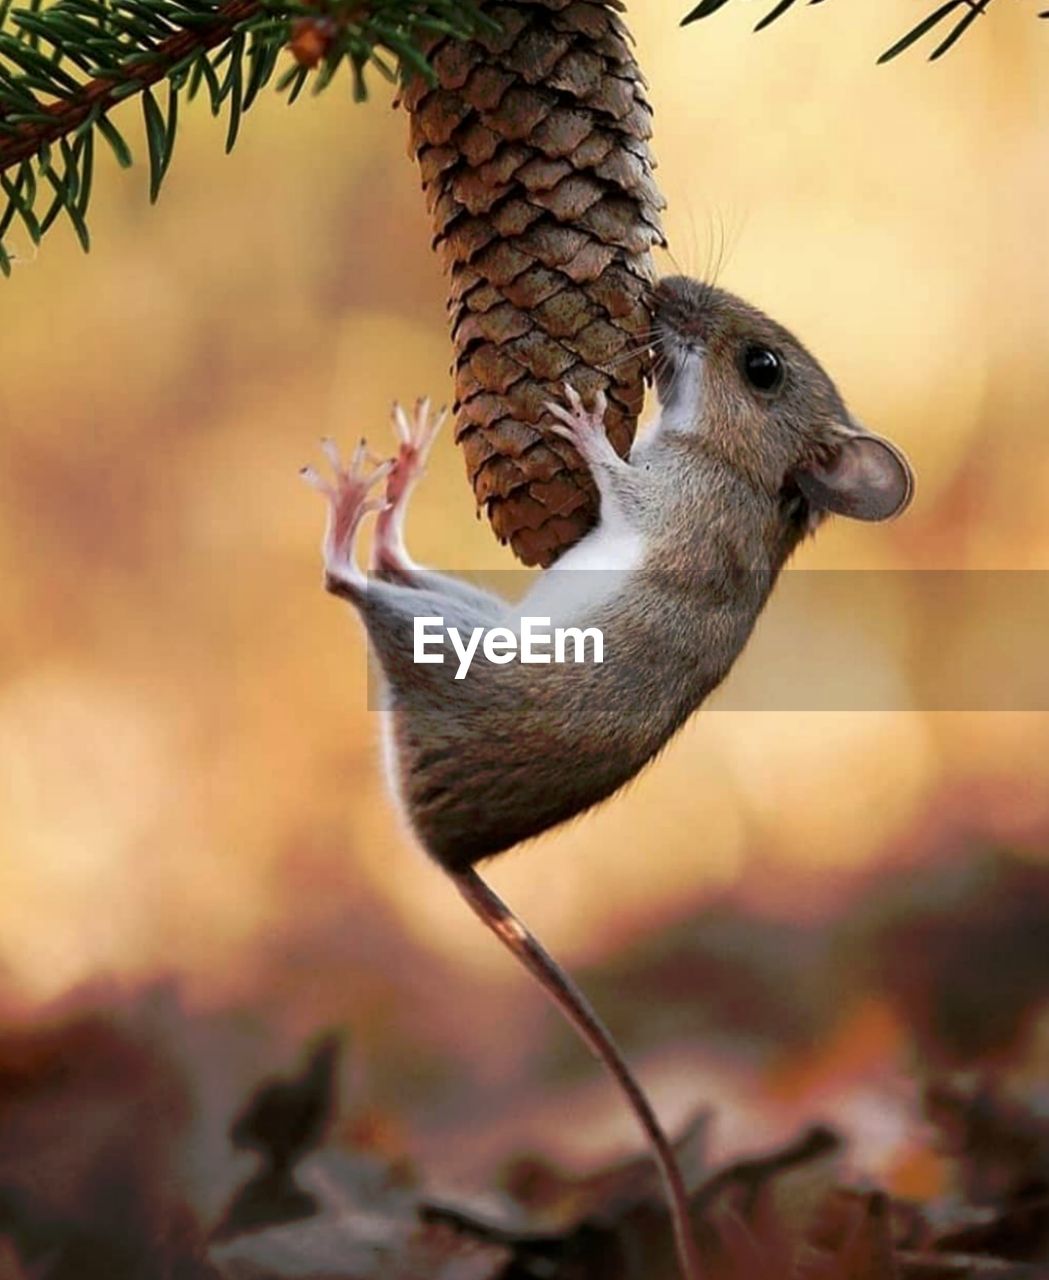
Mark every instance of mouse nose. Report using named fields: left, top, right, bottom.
left=653, top=276, right=709, bottom=345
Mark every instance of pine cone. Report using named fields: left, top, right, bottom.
left=402, top=0, right=666, bottom=566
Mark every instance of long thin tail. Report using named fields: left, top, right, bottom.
left=452, top=868, right=704, bottom=1280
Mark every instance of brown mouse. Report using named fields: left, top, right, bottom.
left=302, top=275, right=914, bottom=1280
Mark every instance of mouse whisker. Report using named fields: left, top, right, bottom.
left=700, top=218, right=718, bottom=291
left=711, top=214, right=728, bottom=290
left=661, top=241, right=686, bottom=279
left=649, top=352, right=671, bottom=393
left=655, top=348, right=688, bottom=408
left=607, top=336, right=666, bottom=370
left=611, top=329, right=660, bottom=352
left=615, top=322, right=661, bottom=343
left=607, top=348, right=662, bottom=373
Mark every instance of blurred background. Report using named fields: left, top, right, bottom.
left=1, top=0, right=1048, bottom=1216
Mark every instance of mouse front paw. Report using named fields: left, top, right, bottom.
left=544, top=385, right=623, bottom=473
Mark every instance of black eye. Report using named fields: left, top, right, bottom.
left=742, top=345, right=784, bottom=393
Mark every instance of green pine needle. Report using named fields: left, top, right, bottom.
left=683, top=0, right=1030, bottom=65
left=0, top=0, right=494, bottom=267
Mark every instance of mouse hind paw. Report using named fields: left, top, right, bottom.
left=302, top=436, right=392, bottom=594
left=374, top=399, right=448, bottom=577
left=386, top=399, right=448, bottom=514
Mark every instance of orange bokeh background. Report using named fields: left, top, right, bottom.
left=1, top=0, right=1047, bottom=1191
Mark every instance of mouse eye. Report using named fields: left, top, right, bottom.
left=741, top=345, right=784, bottom=393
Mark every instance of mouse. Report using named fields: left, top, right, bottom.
left=302, top=274, right=914, bottom=1280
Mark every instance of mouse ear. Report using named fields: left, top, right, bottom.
left=795, top=430, right=914, bottom=522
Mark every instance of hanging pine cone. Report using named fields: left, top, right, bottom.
left=401, top=0, right=666, bottom=567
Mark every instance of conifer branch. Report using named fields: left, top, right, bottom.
left=0, top=0, right=494, bottom=273
left=1, top=0, right=1043, bottom=277
left=682, top=0, right=1046, bottom=64
left=0, top=0, right=257, bottom=172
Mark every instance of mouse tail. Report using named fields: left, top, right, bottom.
left=451, top=868, right=705, bottom=1280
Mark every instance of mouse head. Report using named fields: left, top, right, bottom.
left=652, top=276, right=914, bottom=526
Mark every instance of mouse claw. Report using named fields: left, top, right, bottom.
left=392, top=402, right=412, bottom=444
left=417, top=401, right=446, bottom=461
left=545, top=383, right=607, bottom=430
left=299, top=464, right=329, bottom=494
left=544, top=398, right=584, bottom=435
left=566, top=383, right=585, bottom=413
left=349, top=437, right=369, bottom=472
left=303, top=435, right=393, bottom=495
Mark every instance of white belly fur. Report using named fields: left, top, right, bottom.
left=516, top=508, right=644, bottom=625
